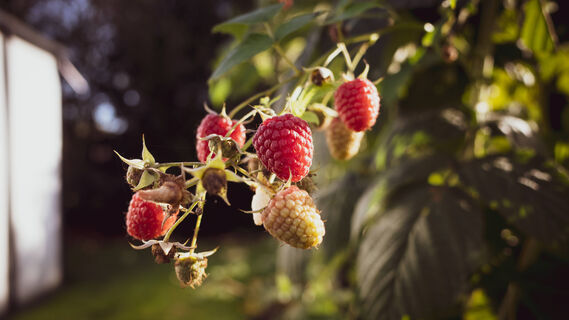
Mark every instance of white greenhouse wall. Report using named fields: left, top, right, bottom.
left=0, top=34, right=63, bottom=309
left=0, top=32, right=10, bottom=315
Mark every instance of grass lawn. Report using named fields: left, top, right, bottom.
left=8, top=235, right=278, bottom=320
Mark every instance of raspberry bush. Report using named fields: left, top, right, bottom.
left=115, top=1, right=569, bottom=319
left=116, top=10, right=382, bottom=289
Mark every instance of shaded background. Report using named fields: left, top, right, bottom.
left=0, top=0, right=460, bottom=240
left=1, top=0, right=263, bottom=239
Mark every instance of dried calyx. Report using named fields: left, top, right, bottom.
left=138, top=175, right=193, bottom=210
left=202, top=168, right=227, bottom=196
left=151, top=243, right=175, bottom=264
left=126, top=166, right=144, bottom=188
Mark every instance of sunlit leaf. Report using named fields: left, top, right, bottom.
left=300, top=111, right=319, bottom=125
left=210, top=33, right=274, bottom=80
left=212, top=4, right=283, bottom=38
left=449, top=0, right=456, bottom=10
left=520, top=0, right=555, bottom=55
left=493, top=8, right=519, bottom=43
left=555, top=142, right=569, bottom=164
left=458, top=154, right=569, bottom=242
left=463, top=289, right=498, bottom=320
left=352, top=154, right=451, bottom=237
left=209, top=77, right=232, bottom=106
left=357, top=186, right=484, bottom=319
left=376, top=108, right=467, bottom=167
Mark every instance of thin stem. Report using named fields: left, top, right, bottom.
left=241, top=136, right=254, bottom=152
left=184, top=177, right=199, bottom=188
left=157, top=161, right=202, bottom=168
left=338, top=43, right=354, bottom=72
left=263, top=22, right=275, bottom=39
left=234, top=165, right=252, bottom=177
left=163, top=201, right=199, bottom=242
left=352, top=46, right=368, bottom=72
left=228, top=77, right=295, bottom=118
left=324, top=46, right=343, bottom=67
left=498, top=238, right=540, bottom=320
left=274, top=44, right=301, bottom=75
left=189, top=211, right=204, bottom=254
left=321, top=91, right=333, bottom=106
left=225, top=109, right=258, bottom=140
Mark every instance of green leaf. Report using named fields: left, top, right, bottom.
left=114, top=151, right=145, bottom=169
left=317, top=173, right=371, bottom=257
left=212, top=4, right=283, bottom=37
left=520, top=0, right=555, bottom=55
left=210, top=33, right=274, bottom=80
left=209, top=77, right=232, bottom=107
left=326, top=2, right=381, bottom=24
left=141, top=135, right=155, bottom=164
left=276, top=245, right=312, bottom=284
left=132, top=170, right=158, bottom=191
left=458, top=154, right=569, bottom=242
left=352, top=154, right=451, bottom=237
left=275, top=12, right=319, bottom=41
left=357, top=186, right=484, bottom=319
left=300, top=111, right=319, bottom=125
left=212, top=24, right=248, bottom=40
left=376, top=108, right=467, bottom=168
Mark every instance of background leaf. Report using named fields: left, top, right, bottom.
left=357, top=186, right=485, bottom=320
left=458, top=154, right=569, bottom=243
left=520, top=0, right=555, bottom=55
left=275, top=12, right=320, bottom=41
left=352, top=154, right=452, bottom=238
left=326, top=2, right=382, bottom=24
left=210, top=33, right=274, bottom=80
left=212, top=3, right=283, bottom=38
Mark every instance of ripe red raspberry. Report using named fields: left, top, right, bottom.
left=252, top=113, right=313, bottom=182
left=262, top=186, right=325, bottom=249
left=334, top=78, right=380, bottom=132
left=126, top=193, right=177, bottom=240
left=196, top=114, right=246, bottom=162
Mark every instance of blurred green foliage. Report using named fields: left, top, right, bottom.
left=10, top=237, right=277, bottom=320
left=207, top=0, right=569, bottom=319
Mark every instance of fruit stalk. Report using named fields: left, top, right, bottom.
left=163, top=200, right=199, bottom=242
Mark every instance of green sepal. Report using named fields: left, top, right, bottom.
left=301, top=111, right=320, bottom=125
left=141, top=135, right=156, bottom=164
left=132, top=170, right=159, bottom=191
left=114, top=151, right=146, bottom=169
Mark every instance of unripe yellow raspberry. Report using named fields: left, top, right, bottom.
left=262, top=186, right=325, bottom=249
left=326, top=117, right=364, bottom=160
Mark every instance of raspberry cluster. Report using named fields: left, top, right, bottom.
left=117, top=37, right=382, bottom=289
